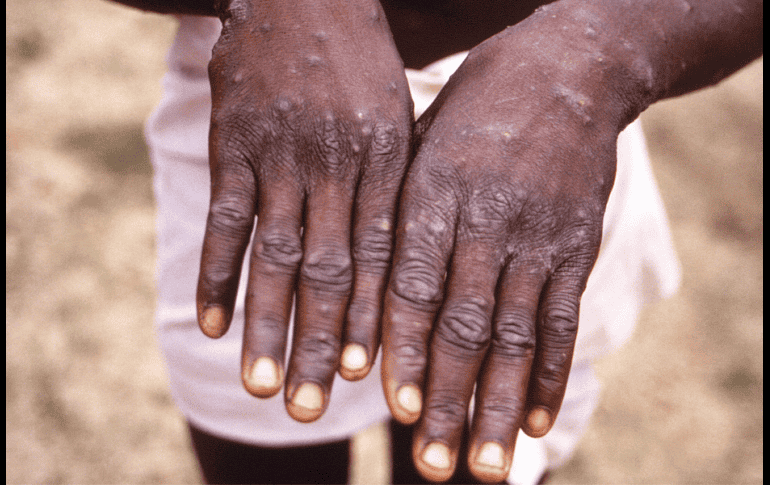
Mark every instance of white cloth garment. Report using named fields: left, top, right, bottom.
left=145, top=16, right=681, bottom=485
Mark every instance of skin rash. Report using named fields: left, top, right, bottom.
left=112, top=0, right=762, bottom=482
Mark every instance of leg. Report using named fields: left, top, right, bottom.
left=188, top=421, right=351, bottom=484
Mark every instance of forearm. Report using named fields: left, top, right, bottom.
left=556, top=0, right=762, bottom=118
left=109, top=0, right=219, bottom=16
left=111, top=0, right=391, bottom=20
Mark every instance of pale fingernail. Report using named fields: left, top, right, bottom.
left=341, top=344, right=368, bottom=372
left=422, top=442, right=451, bottom=470
left=526, top=407, right=552, bottom=436
left=249, top=357, right=280, bottom=390
left=292, top=382, right=323, bottom=411
left=396, top=385, right=422, bottom=414
left=476, top=442, right=505, bottom=469
left=199, top=306, right=226, bottom=337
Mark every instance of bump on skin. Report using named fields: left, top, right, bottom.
left=306, top=55, right=324, bottom=67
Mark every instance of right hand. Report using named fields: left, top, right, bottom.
left=196, top=0, right=413, bottom=423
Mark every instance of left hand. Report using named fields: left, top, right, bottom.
left=381, top=6, right=637, bottom=481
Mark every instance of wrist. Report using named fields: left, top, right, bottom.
left=216, top=0, right=387, bottom=23
left=527, top=1, right=661, bottom=130
left=545, top=0, right=763, bottom=123
left=466, top=2, right=653, bottom=133
left=110, top=0, right=220, bottom=16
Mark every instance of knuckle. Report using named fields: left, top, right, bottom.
left=346, top=298, right=378, bottom=327
left=369, top=121, right=403, bottom=163
left=263, top=97, right=306, bottom=138
left=425, top=390, right=468, bottom=425
left=300, top=248, right=353, bottom=292
left=391, top=258, right=444, bottom=311
left=512, top=199, right=557, bottom=236
left=540, top=297, right=580, bottom=338
left=254, top=227, right=303, bottom=271
left=313, top=113, right=347, bottom=175
left=533, top=359, right=569, bottom=395
left=391, top=341, right=428, bottom=374
left=293, top=329, right=341, bottom=368
left=208, top=194, right=255, bottom=233
left=353, top=223, right=394, bottom=271
left=493, top=311, right=537, bottom=356
left=211, top=105, right=267, bottom=151
left=200, top=261, right=234, bottom=287
left=249, top=314, right=284, bottom=334
left=561, top=221, right=602, bottom=256
left=458, top=191, right=519, bottom=242
left=477, top=395, right=526, bottom=422
left=436, top=297, right=492, bottom=352
left=199, top=266, right=237, bottom=297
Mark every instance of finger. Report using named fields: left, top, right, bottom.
left=522, top=258, right=592, bottom=438
left=241, top=184, right=303, bottom=398
left=412, top=243, right=502, bottom=483
left=284, top=182, right=355, bottom=423
left=381, top=183, right=457, bottom=425
left=341, top=123, right=408, bottom=381
left=466, top=264, right=546, bottom=483
left=196, top=148, right=257, bottom=339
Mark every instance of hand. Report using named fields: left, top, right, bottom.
left=196, top=0, right=412, bottom=422
left=381, top=8, right=634, bottom=482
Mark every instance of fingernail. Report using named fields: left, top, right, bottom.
left=396, top=384, right=422, bottom=414
left=476, top=442, right=505, bottom=470
left=526, top=407, right=552, bottom=436
left=199, top=306, right=226, bottom=337
left=341, top=344, right=368, bottom=372
left=292, top=382, right=323, bottom=411
left=248, top=357, right=280, bottom=392
left=422, top=442, right=451, bottom=470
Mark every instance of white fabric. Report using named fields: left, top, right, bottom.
left=146, top=16, right=681, bottom=484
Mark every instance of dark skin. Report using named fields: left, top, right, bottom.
left=113, top=0, right=762, bottom=481
left=200, top=1, right=414, bottom=420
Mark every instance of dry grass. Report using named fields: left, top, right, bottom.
left=6, top=1, right=762, bottom=483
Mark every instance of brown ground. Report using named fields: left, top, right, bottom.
left=6, top=1, right=763, bottom=484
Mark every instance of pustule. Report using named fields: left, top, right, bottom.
left=553, top=84, right=594, bottom=125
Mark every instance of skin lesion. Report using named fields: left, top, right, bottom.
left=553, top=84, right=595, bottom=125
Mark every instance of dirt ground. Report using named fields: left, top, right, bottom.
left=6, top=1, right=762, bottom=484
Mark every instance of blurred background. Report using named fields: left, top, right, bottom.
left=6, top=1, right=762, bottom=483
